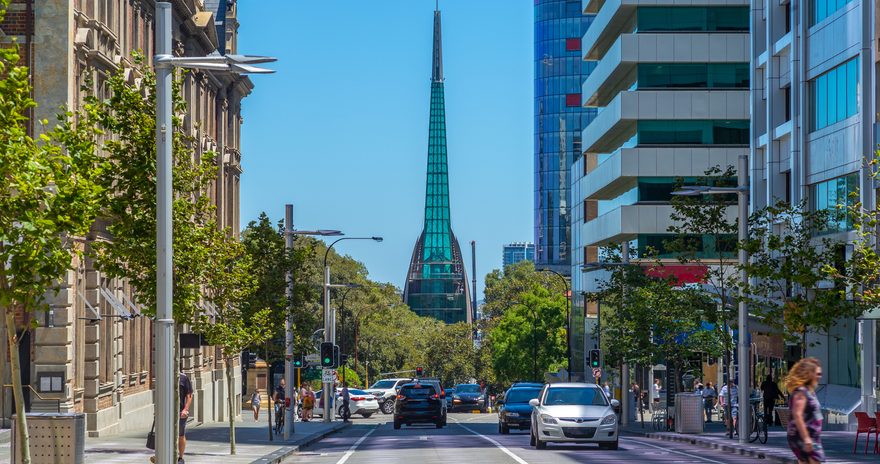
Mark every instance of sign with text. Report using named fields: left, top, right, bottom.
left=322, top=369, right=336, bottom=383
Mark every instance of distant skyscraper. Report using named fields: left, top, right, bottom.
left=534, top=0, right=597, bottom=276
left=404, top=5, right=471, bottom=324
left=502, top=242, right=536, bottom=267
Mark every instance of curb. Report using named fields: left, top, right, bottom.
left=250, top=422, right=349, bottom=464
left=621, top=429, right=797, bottom=463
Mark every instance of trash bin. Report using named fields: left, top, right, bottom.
left=11, top=413, right=85, bottom=464
left=674, top=393, right=704, bottom=434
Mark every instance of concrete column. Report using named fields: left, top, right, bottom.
left=33, top=0, right=75, bottom=133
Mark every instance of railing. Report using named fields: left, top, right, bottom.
left=2, top=384, right=63, bottom=416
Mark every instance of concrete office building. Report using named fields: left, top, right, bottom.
left=0, top=0, right=250, bottom=436
left=750, top=0, right=877, bottom=416
left=571, top=0, right=748, bottom=376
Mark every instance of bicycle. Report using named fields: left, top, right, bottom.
left=748, top=400, right=768, bottom=444
left=274, top=401, right=285, bottom=435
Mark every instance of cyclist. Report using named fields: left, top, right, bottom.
left=273, top=378, right=287, bottom=434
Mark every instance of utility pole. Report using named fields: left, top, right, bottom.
left=621, top=241, right=630, bottom=427
left=283, top=205, right=295, bottom=438
left=470, top=240, right=477, bottom=322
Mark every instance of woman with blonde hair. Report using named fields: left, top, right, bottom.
left=785, top=358, right=825, bottom=463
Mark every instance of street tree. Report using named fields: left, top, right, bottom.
left=482, top=261, right=565, bottom=320
left=0, top=3, right=107, bottom=459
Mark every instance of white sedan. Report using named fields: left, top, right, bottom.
left=313, top=389, right=380, bottom=418
left=529, top=382, right=620, bottom=450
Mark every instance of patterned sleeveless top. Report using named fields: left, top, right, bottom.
left=787, top=386, right=822, bottom=437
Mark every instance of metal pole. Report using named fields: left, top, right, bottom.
left=154, top=3, right=174, bottom=463
left=621, top=241, right=630, bottom=426
left=471, top=241, right=477, bottom=323
left=323, top=265, right=332, bottom=423
left=736, top=153, right=749, bottom=443
left=283, top=205, right=295, bottom=438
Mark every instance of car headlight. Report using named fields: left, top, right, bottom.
left=601, top=414, right=617, bottom=425
left=540, top=414, right=558, bottom=425
left=452, top=395, right=460, bottom=400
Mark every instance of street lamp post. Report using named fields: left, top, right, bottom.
left=282, top=204, right=341, bottom=439
left=537, top=269, right=571, bottom=382
left=153, top=3, right=275, bottom=462
left=322, top=237, right=382, bottom=423
left=672, top=153, right=749, bottom=444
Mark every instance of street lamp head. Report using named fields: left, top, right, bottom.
left=371, top=236, right=384, bottom=242
left=316, top=230, right=344, bottom=236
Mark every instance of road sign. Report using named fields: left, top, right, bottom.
left=592, top=367, right=602, bottom=379
left=305, top=353, right=319, bottom=362
left=322, top=369, right=336, bottom=383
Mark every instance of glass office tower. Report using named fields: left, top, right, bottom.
left=534, top=0, right=597, bottom=276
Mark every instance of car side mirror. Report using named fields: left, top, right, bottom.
left=610, top=399, right=620, bottom=408
left=529, top=399, right=540, bottom=407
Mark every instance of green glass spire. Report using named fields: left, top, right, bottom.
left=404, top=6, right=472, bottom=324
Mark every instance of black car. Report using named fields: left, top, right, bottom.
left=451, top=384, right=486, bottom=412
left=393, top=382, right=445, bottom=429
left=414, top=378, right=448, bottom=425
left=497, top=386, right=542, bottom=434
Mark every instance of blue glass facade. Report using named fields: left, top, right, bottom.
left=534, top=0, right=596, bottom=275
left=502, top=243, right=536, bottom=267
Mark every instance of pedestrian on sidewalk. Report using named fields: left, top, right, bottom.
left=719, top=380, right=739, bottom=435
left=761, top=374, right=782, bottom=426
left=178, top=371, right=194, bottom=464
left=785, top=358, right=825, bottom=464
left=251, top=390, right=261, bottom=421
left=302, top=385, right=315, bottom=421
left=651, top=378, right=661, bottom=411
left=341, top=383, right=351, bottom=422
left=702, top=381, right=717, bottom=423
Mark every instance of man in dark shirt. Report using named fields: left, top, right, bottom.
left=179, top=372, right=193, bottom=464
left=760, top=375, right=781, bottom=425
left=341, top=383, right=351, bottom=422
left=273, top=378, right=286, bottom=432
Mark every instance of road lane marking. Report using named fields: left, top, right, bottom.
left=453, top=420, right=530, bottom=464
left=622, top=437, right=729, bottom=464
left=335, top=426, right=378, bottom=464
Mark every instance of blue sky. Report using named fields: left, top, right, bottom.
left=237, top=1, right=533, bottom=299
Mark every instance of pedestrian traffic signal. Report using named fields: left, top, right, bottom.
left=589, top=349, right=601, bottom=368
left=416, top=366, right=423, bottom=377
left=320, top=342, right=334, bottom=367
left=340, top=354, right=349, bottom=366
left=333, top=345, right=340, bottom=369
left=292, top=356, right=304, bottom=368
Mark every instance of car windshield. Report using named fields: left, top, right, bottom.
left=505, top=388, right=541, bottom=403
left=544, top=387, right=608, bottom=406
left=456, top=385, right=481, bottom=393
left=370, top=380, right=396, bottom=389
left=401, top=386, right=435, bottom=398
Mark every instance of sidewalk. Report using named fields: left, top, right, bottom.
left=621, top=417, right=877, bottom=463
left=2, top=418, right=346, bottom=464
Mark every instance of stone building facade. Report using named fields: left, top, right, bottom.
left=0, top=0, right=251, bottom=436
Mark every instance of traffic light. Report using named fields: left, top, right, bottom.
left=589, top=349, right=601, bottom=368
left=333, top=345, right=340, bottom=369
left=320, top=342, right=334, bottom=367
left=416, top=366, right=423, bottom=377
left=340, top=354, right=349, bottom=366
left=292, top=356, right=304, bottom=369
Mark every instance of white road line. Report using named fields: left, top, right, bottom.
left=335, top=426, right=378, bottom=464
left=622, top=437, right=729, bottom=464
left=453, top=420, right=530, bottom=464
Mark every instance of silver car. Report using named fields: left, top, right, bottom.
left=529, top=383, right=620, bottom=450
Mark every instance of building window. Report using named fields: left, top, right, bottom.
left=811, top=173, right=857, bottom=232
left=810, top=57, right=859, bottom=131
left=637, top=120, right=749, bottom=145
left=637, top=63, right=749, bottom=89
left=813, top=0, right=854, bottom=26
left=636, top=7, right=749, bottom=32
left=637, top=234, right=736, bottom=259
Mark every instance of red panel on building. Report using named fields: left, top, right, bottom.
left=644, top=264, right=709, bottom=285
left=566, top=38, right=581, bottom=51
left=566, top=93, right=581, bottom=107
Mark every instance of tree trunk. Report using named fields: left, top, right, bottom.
left=5, top=310, right=31, bottom=464
left=226, top=359, right=236, bottom=454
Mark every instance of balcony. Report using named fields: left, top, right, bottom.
left=582, top=89, right=749, bottom=154
left=583, top=33, right=750, bottom=107
left=579, top=204, right=737, bottom=246
left=583, top=146, right=746, bottom=200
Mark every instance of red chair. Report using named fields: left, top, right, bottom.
left=875, top=415, right=880, bottom=454
left=853, top=412, right=877, bottom=454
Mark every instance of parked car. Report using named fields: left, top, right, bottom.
left=365, top=378, right=414, bottom=414
left=450, top=383, right=486, bottom=413
left=312, top=388, right=380, bottom=418
left=393, top=381, right=445, bottom=429
left=529, top=382, right=620, bottom=450
left=497, top=386, right=542, bottom=434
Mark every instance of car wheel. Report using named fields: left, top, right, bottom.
left=529, top=428, right=536, bottom=447
left=381, top=399, right=395, bottom=414
left=535, top=435, right=547, bottom=449
left=435, top=421, right=443, bottom=428
left=500, top=422, right=509, bottom=434
left=393, top=419, right=401, bottom=430
left=361, top=413, right=373, bottom=419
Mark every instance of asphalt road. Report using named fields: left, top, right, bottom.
left=284, top=413, right=761, bottom=464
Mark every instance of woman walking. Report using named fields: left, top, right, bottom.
left=786, top=358, right=825, bottom=463
left=250, top=390, right=261, bottom=421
